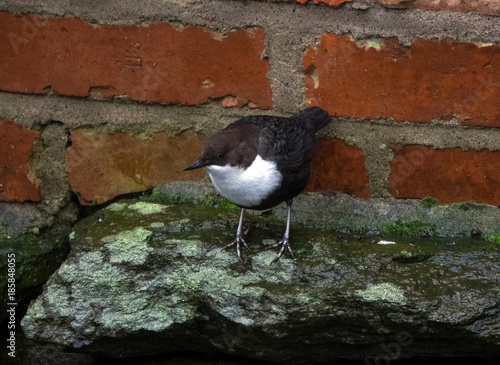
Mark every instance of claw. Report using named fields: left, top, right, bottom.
left=222, top=208, right=250, bottom=261
left=269, top=235, right=294, bottom=264
left=269, top=200, right=294, bottom=264
left=223, top=234, right=251, bottom=261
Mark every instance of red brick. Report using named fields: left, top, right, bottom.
left=279, top=0, right=353, bottom=6
left=379, top=0, right=500, bottom=16
left=389, top=145, right=500, bottom=205
left=66, top=130, right=205, bottom=205
left=0, top=118, right=41, bottom=202
left=306, top=138, right=370, bottom=199
left=304, top=35, right=500, bottom=126
left=0, top=13, right=272, bottom=109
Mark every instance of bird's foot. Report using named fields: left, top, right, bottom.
left=268, top=235, right=294, bottom=264
left=223, top=230, right=251, bottom=261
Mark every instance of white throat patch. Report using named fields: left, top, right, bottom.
left=206, top=155, right=282, bottom=208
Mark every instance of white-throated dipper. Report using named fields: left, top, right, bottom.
left=184, top=106, right=330, bottom=263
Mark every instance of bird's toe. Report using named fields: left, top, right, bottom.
left=269, top=236, right=294, bottom=264
left=223, top=235, right=250, bottom=261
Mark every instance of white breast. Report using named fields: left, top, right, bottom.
left=206, top=155, right=282, bottom=208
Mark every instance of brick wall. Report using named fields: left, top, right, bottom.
left=0, top=0, right=499, bottom=233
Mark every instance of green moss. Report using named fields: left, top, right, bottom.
left=355, top=283, right=407, bottom=304
left=0, top=232, right=43, bottom=252
left=0, top=226, right=39, bottom=245
left=382, top=219, right=435, bottom=238
left=128, top=201, right=164, bottom=215
left=251, top=251, right=296, bottom=283
left=172, top=239, right=204, bottom=258
left=219, top=199, right=240, bottom=210
left=420, top=197, right=439, bottom=208
left=485, top=233, right=500, bottom=244
left=457, top=203, right=469, bottom=211
left=1, top=226, right=70, bottom=323
left=0, top=223, right=8, bottom=240
left=149, top=222, right=165, bottom=229
left=203, top=196, right=239, bottom=210
left=106, top=202, right=127, bottom=211
left=145, top=187, right=186, bottom=205
left=102, top=227, right=153, bottom=265
left=203, top=196, right=215, bottom=207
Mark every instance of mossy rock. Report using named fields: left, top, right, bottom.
left=20, top=199, right=500, bottom=363
left=0, top=224, right=71, bottom=323
left=382, top=219, right=436, bottom=238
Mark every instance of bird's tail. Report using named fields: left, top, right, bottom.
left=292, top=107, right=330, bottom=133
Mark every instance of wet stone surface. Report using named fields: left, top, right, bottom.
left=0, top=223, right=72, bottom=323
left=20, top=199, right=500, bottom=364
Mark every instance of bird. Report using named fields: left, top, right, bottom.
left=183, top=106, right=330, bottom=263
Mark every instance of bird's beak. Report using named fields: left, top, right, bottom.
left=183, top=158, right=206, bottom=171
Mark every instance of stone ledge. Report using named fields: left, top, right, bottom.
left=21, top=199, right=500, bottom=363
left=159, top=182, right=500, bottom=237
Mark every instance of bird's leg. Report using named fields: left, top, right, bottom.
left=223, top=208, right=251, bottom=261
left=269, top=200, right=294, bottom=264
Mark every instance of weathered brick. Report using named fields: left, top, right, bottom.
left=379, top=0, right=500, bottom=16
left=0, top=13, right=272, bottom=109
left=306, top=138, right=370, bottom=199
left=0, top=118, right=41, bottom=202
left=66, top=130, right=205, bottom=205
left=280, top=0, right=353, bottom=6
left=389, top=145, right=500, bottom=205
left=304, top=35, right=500, bottom=126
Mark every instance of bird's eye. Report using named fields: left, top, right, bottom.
left=217, top=152, right=225, bottom=159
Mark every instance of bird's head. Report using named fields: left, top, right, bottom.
left=183, top=131, right=235, bottom=171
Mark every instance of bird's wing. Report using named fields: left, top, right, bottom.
left=254, top=116, right=315, bottom=172
left=223, top=115, right=316, bottom=171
